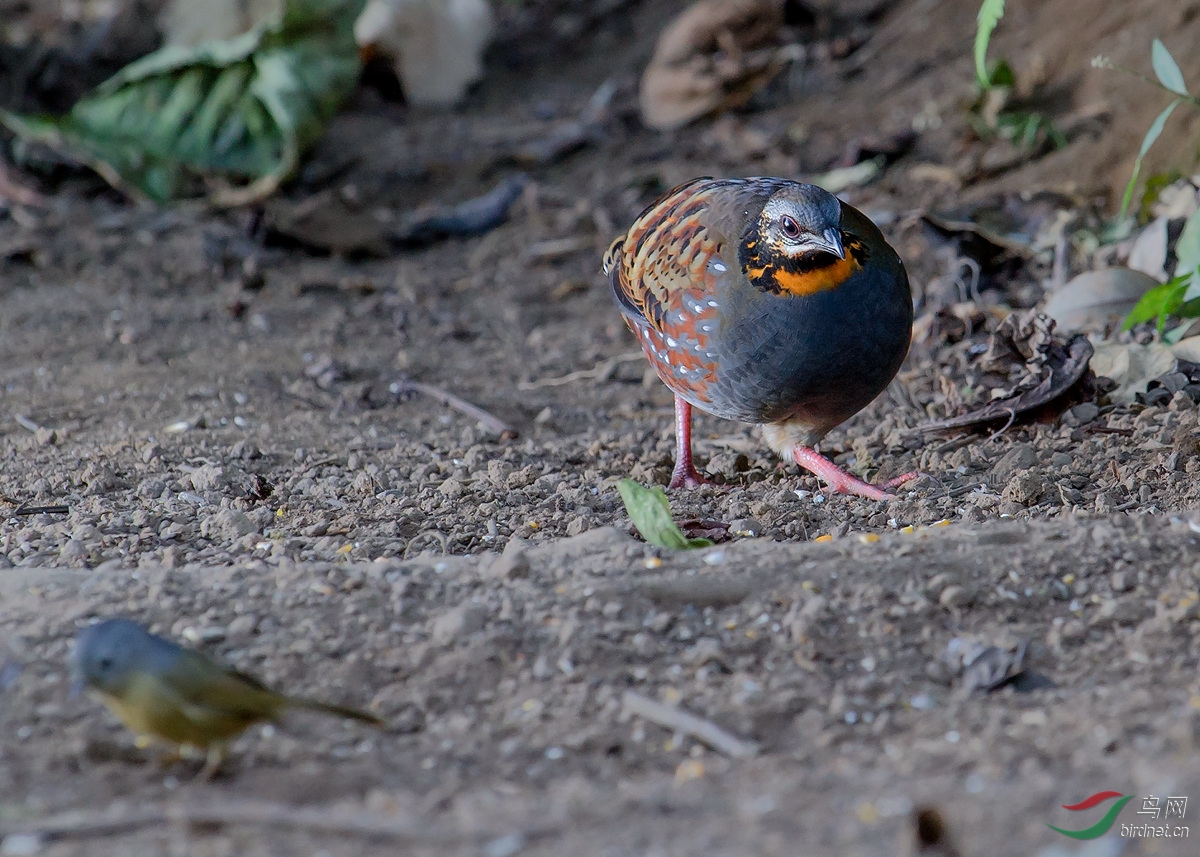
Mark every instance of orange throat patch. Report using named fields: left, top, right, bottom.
left=741, top=233, right=867, bottom=298
left=768, top=253, right=859, bottom=297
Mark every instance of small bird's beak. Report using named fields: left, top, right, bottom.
left=818, top=227, right=845, bottom=259
left=70, top=675, right=86, bottom=698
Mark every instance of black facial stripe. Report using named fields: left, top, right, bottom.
left=739, top=230, right=866, bottom=293
left=775, top=250, right=843, bottom=274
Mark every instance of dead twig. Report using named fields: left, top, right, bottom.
left=622, top=691, right=759, bottom=759
left=944, top=482, right=987, bottom=500
left=519, top=352, right=643, bottom=390
left=9, top=503, right=70, bottom=516
left=986, top=408, right=1017, bottom=440
left=12, top=414, right=41, bottom=433
left=403, top=529, right=449, bottom=559
left=524, top=235, right=594, bottom=263
left=394, top=380, right=516, bottom=439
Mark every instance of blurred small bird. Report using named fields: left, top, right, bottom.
left=604, top=177, right=916, bottom=499
left=72, top=618, right=383, bottom=779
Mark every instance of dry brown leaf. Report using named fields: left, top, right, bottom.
left=639, top=0, right=786, bottom=131
left=1171, top=336, right=1200, bottom=363
left=1089, top=341, right=1176, bottom=403
left=1042, top=268, right=1159, bottom=333
left=1126, top=216, right=1169, bottom=282
left=918, top=311, right=1094, bottom=432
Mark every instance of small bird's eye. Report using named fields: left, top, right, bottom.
left=98, top=657, right=113, bottom=671
left=780, top=215, right=801, bottom=239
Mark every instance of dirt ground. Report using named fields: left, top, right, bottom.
left=3, top=0, right=1200, bottom=854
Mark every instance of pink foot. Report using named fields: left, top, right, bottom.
left=668, top=396, right=711, bottom=489
left=792, top=448, right=921, bottom=501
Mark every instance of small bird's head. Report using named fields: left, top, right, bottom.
left=741, top=184, right=859, bottom=298
left=758, top=187, right=845, bottom=263
left=71, top=618, right=159, bottom=697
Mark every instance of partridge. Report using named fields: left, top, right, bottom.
left=604, top=176, right=915, bottom=500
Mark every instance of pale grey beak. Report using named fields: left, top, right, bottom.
left=818, top=227, right=845, bottom=259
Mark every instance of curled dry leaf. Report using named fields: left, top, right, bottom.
left=1042, top=267, right=1159, bottom=333
left=639, top=0, right=786, bottom=131
left=946, top=636, right=1051, bottom=695
left=918, top=311, right=1094, bottom=432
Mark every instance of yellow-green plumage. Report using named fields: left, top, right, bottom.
left=73, top=618, right=382, bottom=777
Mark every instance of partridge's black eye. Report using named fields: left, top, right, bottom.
left=98, top=657, right=113, bottom=671
left=780, top=215, right=801, bottom=239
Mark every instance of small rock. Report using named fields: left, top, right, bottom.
left=683, top=637, right=727, bottom=669
left=729, top=517, right=765, bottom=537
left=229, top=440, right=260, bottom=459
left=1063, top=402, right=1100, bottom=426
left=227, top=614, right=259, bottom=637
left=705, top=452, right=749, bottom=478
left=939, top=585, right=974, bottom=609
left=487, top=538, right=531, bottom=580
left=34, top=427, right=56, bottom=446
left=991, top=444, right=1038, bottom=484
left=1051, top=614, right=1089, bottom=648
left=58, top=539, right=89, bottom=567
left=351, top=471, right=379, bottom=496
left=1110, top=571, right=1132, bottom=593
left=188, top=464, right=228, bottom=493
left=200, top=508, right=257, bottom=541
left=506, top=466, right=539, bottom=489
left=924, top=573, right=951, bottom=599
left=486, top=460, right=513, bottom=487
left=1049, top=452, right=1073, bottom=469
left=137, top=478, right=167, bottom=500
left=1002, top=472, right=1044, bottom=505
left=430, top=603, right=488, bottom=646
left=438, top=477, right=465, bottom=497
left=1089, top=597, right=1148, bottom=628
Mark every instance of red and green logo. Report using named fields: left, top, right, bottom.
left=1047, top=791, right=1134, bottom=839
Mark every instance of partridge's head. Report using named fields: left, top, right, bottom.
left=741, top=184, right=861, bottom=298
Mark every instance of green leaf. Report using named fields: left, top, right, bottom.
left=988, top=59, right=1015, bottom=89
left=1123, top=273, right=1191, bottom=334
left=617, top=479, right=713, bottom=550
left=1152, top=39, right=1189, bottom=96
left=974, top=0, right=1007, bottom=90
left=0, top=0, right=365, bottom=203
left=1118, top=98, right=1181, bottom=221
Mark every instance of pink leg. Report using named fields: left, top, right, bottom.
left=668, top=396, right=710, bottom=489
left=792, top=446, right=920, bottom=501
